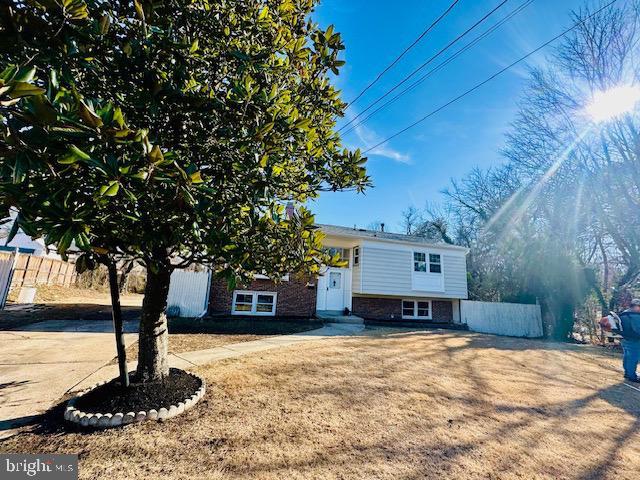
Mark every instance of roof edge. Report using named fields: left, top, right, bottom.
left=317, top=224, right=470, bottom=254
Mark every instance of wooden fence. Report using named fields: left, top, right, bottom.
left=2, top=251, right=77, bottom=290
left=461, top=300, right=543, bottom=338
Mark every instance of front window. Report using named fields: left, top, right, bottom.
left=413, top=252, right=426, bottom=272
left=402, top=300, right=415, bottom=317
left=325, top=247, right=349, bottom=263
left=256, top=294, right=275, bottom=313
left=353, top=247, right=360, bottom=266
left=429, top=254, right=441, bottom=273
left=233, top=293, right=253, bottom=312
left=232, top=291, right=277, bottom=316
left=414, top=252, right=442, bottom=274
left=417, top=301, right=430, bottom=317
left=402, top=299, right=432, bottom=319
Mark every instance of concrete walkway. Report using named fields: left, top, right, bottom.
left=0, top=320, right=138, bottom=439
left=0, top=321, right=363, bottom=439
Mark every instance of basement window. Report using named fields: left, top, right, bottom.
left=232, top=291, right=277, bottom=316
left=402, top=300, right=432, bottom=320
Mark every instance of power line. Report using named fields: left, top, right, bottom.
left=340, top=0, right=511, bottom=132
left=363, top=0, right=621, bottom=154
left=346, top=0, right=462, bottom=107
left=343, top=0, right=533, bottom=136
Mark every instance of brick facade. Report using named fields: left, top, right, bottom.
left=432, top=300, right=453, bottom=322
left=208, top=274, right=455, bottom=323
left=352, top=296, right=453, bottom=323
left=351, top=296, right=401, bottom=321
left=209, top=274, right=317, bottom=318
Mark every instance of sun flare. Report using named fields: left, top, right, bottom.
left=585, top=85, right=640, bottom=122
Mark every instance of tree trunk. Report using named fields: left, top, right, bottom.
left=118, top=260, right=134, bottom=294
left=136, top=265, right=172, bottom=382
left=107, top=261, right=129, bottom=388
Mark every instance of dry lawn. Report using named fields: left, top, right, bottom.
left=2, top=329, right=640, bottom=480
left=33, top=284, right=143, bottom=306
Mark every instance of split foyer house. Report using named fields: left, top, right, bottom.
left=209, top=224, right=469, bottom=324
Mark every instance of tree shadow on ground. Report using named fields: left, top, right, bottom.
left=2, top=328, right=638, bottom=479
left=269, top=330, right=639, bottom=479
left=0, top=394, right=102, bottom=442
left=1, top=304, right=141, bottom=331
left=169, top=317, right=323, bottom=336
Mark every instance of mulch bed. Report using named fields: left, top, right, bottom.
left=74, top=368, right=200, bottom=414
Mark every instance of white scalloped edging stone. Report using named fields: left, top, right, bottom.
left=64, top=371, right=205, bottom=429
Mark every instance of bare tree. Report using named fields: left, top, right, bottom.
left=401, top=206, right=421, bottom=235
left=409, top=1, right=640, bottom=339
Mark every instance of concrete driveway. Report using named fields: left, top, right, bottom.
left=0, top=320, right=137, bottom=439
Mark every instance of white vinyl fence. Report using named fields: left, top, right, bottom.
left=461, top=300, right=543, bottom=338
left=166, top=269, right=212, bottom=318
left=0, top=251, right=17, bottom=308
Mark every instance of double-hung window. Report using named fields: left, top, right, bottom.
left=414, top=252, right=442, bottom=274
left=402, top=300, right=432, bottom=320
left=353, top=247, right=360, bottom=266
left=232, top=291, right=277, bottom=316
left=413, top=252, right=427, bottom=272
left=429, top=254, right=441, bottom=273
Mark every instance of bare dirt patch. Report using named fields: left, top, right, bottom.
left=2, top=330, right=639, bottom=479
left=33, top=284, right=143, bottom=306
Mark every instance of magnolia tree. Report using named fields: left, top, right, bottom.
left=0, top=0, right=369, bottom=383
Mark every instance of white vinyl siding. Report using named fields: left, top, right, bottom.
left=358, top=241, right=468, bottom=299
left=360, top=246, right=412, bottom=295
left=443, top=254, right=468, bottom=298
left=351, top=256, right=362, bottom=293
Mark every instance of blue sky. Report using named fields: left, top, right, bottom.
left=310, top=0, right=586, bottom=232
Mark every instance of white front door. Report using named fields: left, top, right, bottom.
left=326, top=270, right=344, bottom=310
left=317, top=267, right=346, bottom=311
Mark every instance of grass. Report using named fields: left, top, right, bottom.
left=2, top=329, right=639, bottom=479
